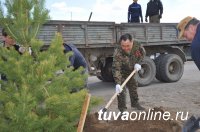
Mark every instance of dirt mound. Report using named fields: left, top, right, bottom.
left=84, top=107, right=182, bottom=132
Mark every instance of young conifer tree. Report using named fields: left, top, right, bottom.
left=0, top=0, right=98, bottom=131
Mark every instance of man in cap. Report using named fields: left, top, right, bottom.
left=177, top=16, right=200, bottom=70
left=128, top=0, right=143, bottom=23
left=145, top=0, right=163, bottom=23
left=112, top=33, right=145, bottom=112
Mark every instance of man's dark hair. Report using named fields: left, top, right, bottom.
left=185, top=18, right=200, bottom=29
left=2, top=28, right=8, bottom=37
left=119, top=33, right=133, bottom=43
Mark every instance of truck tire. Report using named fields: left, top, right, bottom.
left=136, top=57, right=156, bottom=87
left=100, top=59, right=114, bottom=82
left=154, top=54, right=167, bottom=82
left=159, top=54, right=184, bottom=82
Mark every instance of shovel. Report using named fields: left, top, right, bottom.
left=100, top=69, right=137, bottom=113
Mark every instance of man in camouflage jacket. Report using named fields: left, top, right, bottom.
left=112, top=33, right=145, bottom=112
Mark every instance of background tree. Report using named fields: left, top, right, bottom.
left=0, top=0, right=99, bottom=131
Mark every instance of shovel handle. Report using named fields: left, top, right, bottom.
left=103, top=69, right=137, bottom=111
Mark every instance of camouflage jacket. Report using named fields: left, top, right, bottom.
left=112, top=41, right=145, bottom=85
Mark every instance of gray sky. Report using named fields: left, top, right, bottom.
left=1, top=0, right=200, bottom=23
left=46, top=0, right=200, bottom=23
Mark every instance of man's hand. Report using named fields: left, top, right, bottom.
left=145, top=17, right=148, bottom=22
left=159, top=14, right=162, bottom=19
left=134, top=63, right=142, bottom=71
left=115, top=84, right=122, bottom=94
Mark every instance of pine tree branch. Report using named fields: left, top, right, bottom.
left=5, top=24, right=18, bottom=41
left=42, top=86, right=50, bottom=97
left=33, top=24, right=40, bottom=39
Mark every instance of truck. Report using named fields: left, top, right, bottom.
left=1, top=21, right=191, bottom=86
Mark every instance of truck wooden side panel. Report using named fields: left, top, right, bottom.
left=39, top=21, right=116, bottom=48
left=37, top=21, right=189, bottom=47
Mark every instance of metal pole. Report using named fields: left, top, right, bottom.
left=71, top=12, right=72, bottom=20
left=88, top=12, right=92, bottom=21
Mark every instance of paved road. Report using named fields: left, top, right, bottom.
left=88, top=61, right=200, bottom=117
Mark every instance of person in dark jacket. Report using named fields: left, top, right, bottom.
left=63, top=43, right=87, bottom=70
left=128, top=0, right=143, bottom=23
left=63, top=43, right=88, bottom=91
left=177, top=16, right=200, bottom=71
left=145, top=0, right=163, bottom=23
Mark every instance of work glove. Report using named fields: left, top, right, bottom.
left=115, top=84, right=122, bottom=94
left=134, top=63, right=142, bottom=71
left=145, top=17, right=148, bottom=22
left=28, top=47, right=32, bottom=55
left=159, top=14, right=162, bottom=19
left=19, top=46, right=26, bottom=53
left=55, top=69, right=64, bottom=75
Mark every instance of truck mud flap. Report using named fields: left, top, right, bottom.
left=100, top=59, right=114, bottom=82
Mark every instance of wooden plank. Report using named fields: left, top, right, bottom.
left=77, top=93, right=91, bottom=132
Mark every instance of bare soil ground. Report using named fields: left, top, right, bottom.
left=84, top=107, right=182, bottom=132
left=85, top=61, right=200, bottom=131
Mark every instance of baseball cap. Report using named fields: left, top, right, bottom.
left=177, top=16, right=194, bottom=39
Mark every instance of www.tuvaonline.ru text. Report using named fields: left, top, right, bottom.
left=98, top=108, right=189, bottom=121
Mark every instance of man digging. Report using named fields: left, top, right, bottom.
left=112, top=33, right=146, bottom=112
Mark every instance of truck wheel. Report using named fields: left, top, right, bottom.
left=136, top=57, right=156, bottom=87
left=101, top=59, right=114, bottom=82
left=159, top=54, right=184, bottom=82
left=154, top=54, right=167, bottom=82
